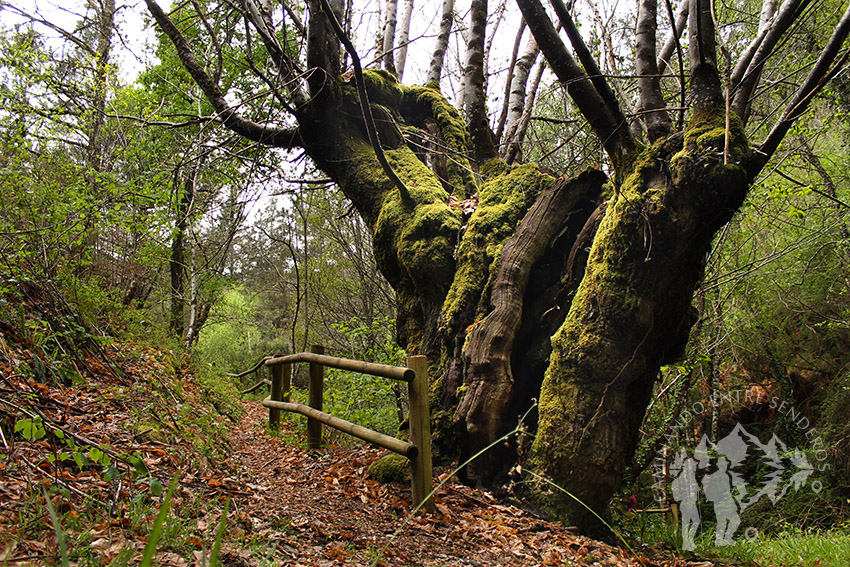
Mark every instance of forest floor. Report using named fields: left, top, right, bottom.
left=0, top=287, right=731, bottom=567
left=218, top=400, right=727, bottom=567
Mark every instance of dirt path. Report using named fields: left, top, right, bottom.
left=224, top=401, right=705, bottom=567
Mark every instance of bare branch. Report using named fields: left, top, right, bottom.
left=657, top=0, right=688, bottom=75
left=2, top=4, right=95, bottom=55
left=483, top=0, right=507, bottom=93
left=282, top=0, right=307, bottom=36
left=517, top=0, right=634, bottom=164
left=144, top=0, right=302, bottom=147
left=550, top=0, right=630, bottom=138
left=731, top=0, right=810, bottom=121
left=241, top=0, right=309, bottom=107
left=636, top=0, right=671, bottom=141
left=189, top=0, right=223, bottom=83
left=752, top=3, right=850, bottom=180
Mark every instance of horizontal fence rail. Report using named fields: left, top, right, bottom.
left=236, top=345, right=433, bottom=512
left=262, top=399, right=417, bottom=458
left=264, top=352, right=415, bottom=382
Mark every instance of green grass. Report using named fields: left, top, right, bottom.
left=699, top=530, right=850, bottom=567
left=617, top=511, right=850, bottom=566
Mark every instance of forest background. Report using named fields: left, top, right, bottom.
left=2, top=0, right=850, bottom=558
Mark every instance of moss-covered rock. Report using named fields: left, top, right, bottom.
left=367, top=453, right=411, bottom=483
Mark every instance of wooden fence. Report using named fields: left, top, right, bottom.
left=236, top=346, right=433, bottom=512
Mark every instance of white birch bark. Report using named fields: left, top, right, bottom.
left=382, top=0, right=399, bottom=75
left=395, top=0, right=413, bottom=80
left=427, top=0, right=455, bottom=85
left=500, top=33, right=538, bottom=158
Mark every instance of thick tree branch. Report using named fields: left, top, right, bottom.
left=144, top=0, right=304, bottom=147
left=317, top=0, right=412, bottom=202
left=688, top=0, right=723, bottom=115
left=636, top=0, right=672, bottom=141
left=517, top=0, right=635, bottom=164
left=751, top=3, right=850, bottom=180
left=306, top=0, right=343, bottom=102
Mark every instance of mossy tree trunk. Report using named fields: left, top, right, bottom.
left=147, top=0, right=850, bottom=533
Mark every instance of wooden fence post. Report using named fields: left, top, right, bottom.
left=407, top=355, right=434, bottom=512
left=282, top=362, right=292, bottom=402
left=307, top=344, right=325, bottom=449
left=270, top=362, right=282, bottom=430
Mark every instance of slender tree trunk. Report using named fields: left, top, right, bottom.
left=184, top=233, right=199, bottom=348
left=463, top=0, right=497, bottom=164
left=382, top=0, right=399, bottom=75
left=395, top=0, right=413, bottom=81
left=495, top=20, right=528, bottom=143
left=501, top=34, right=540, bottom=163
left=426, top=0, right=454, bottom=85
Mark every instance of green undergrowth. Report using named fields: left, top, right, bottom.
left=704, top=529, right=850, bottom=566
left=615, top=506, right=850, bottom=566
left=0, top=275, right=250, bottom=564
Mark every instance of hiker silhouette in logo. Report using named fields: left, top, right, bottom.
left=702, top=456, right=741, bottom=545
left=670, top=449, right=700, bottom=551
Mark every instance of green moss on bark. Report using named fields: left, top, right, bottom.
left=440, top=162, right=554, bottom=338
left=529, top=110, right=751, bottom=529
left=403, top=86, right=476, bottom=195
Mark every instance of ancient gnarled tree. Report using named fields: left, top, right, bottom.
left=146, top=0, right=850, bottom=529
